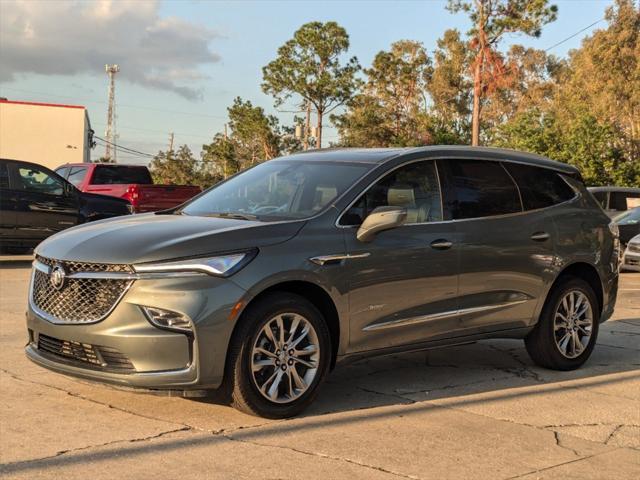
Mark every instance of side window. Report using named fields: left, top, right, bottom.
left=627, top=194, right=640, bottom=210
left=611, top=192, right=640, bottom=211
left=0, top=163, right=10, bottom=189
left=55, top=167, right=69, bottom=179
left=340, top=160, right=442, bottom=226
left=440, top=159, right=521, bottom=220
left=67, top=166, right=88, bottom=187
left=16, top=166, right=64, bottom=196
left=503, top=163, right=575, bottom=210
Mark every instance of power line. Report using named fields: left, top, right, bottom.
left=543, top=18, right=604, bottom=53
left=91, top=122, right=214, bottom=140
left=94, top=135, right=154, bottom=158
left=0, top=86, right=227, bottom=119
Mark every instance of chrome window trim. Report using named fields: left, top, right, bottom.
left=335, top=156, right=580, bottom=229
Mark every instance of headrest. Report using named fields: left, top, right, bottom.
left=387, top=186, right=416, bottom=206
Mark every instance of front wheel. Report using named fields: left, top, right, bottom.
left=525, top=276, right=600, bottom=370
left=225, top=292, right=331, bottom=418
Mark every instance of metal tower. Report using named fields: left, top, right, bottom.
left=104, top=64, right=119, bottom=162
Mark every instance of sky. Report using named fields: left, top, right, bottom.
left=0, top=0, right=615, bottom=164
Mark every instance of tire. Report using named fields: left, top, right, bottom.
left=225, top=292, right=332, bottom=418
left=525, top=276, right=600, bottom=370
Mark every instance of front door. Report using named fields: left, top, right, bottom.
left=339, top=159, right=460, bottom=352
left=9, top=163, right=79, bottom=242
left=0, top=162, right=17, bottom=242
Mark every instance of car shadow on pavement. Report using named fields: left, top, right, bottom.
left=196, top=334, right=640, bottom=416
left=2, top=340, right=638, bottom=476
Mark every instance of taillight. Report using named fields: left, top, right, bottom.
left=124, top=185, right=140, bottom=206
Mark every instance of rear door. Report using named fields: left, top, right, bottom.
left=439, top=158, right=557, bottom=332
left=341, top=159, right=460, bottom=352
left=0, top=161, right=17, bottom=241
left=10, top=163, right=79, bottom=241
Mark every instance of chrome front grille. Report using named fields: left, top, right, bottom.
left=31, top=256, right=134, bottom=323
left=628, top=243, right=640, bottom=253
left=35, top=255, right=132, bottom=274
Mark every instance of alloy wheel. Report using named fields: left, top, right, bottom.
left=251, top=313, right=320, bottom=404
left=553, top=290, right=593, bottom=359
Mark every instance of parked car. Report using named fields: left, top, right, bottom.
left=621, top=234, right=640, bottom=272
left=612, top=207, right=640, bottom=246
left=55, top=163, right=201, bottom=213
left=0, top=159, right=131, bottom=252
left=26, top=147, right=619, bottom=418
left=587, top=186, right=640, bottom=218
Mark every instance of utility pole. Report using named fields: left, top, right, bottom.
left=304, top=101, right=311, bottom=150
left=223, top=123, right=228, bottom=139
left=168, top=132, right=174, bottom=154
left=104, top=64, right=120, bottom=162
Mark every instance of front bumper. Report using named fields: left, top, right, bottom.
left=26, top=271, right=247, bottom=390
left=622, top=250, right=640, bottom=272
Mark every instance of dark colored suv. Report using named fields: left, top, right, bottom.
left=25, top=147, right=619, bottom=418
left=0, top=159, right=132, bottom=252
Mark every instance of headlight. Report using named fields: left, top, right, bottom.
left=133, top=250, right=257, bottom=277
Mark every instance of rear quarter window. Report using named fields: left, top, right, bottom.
left=503, top=163, right=575, bottom=210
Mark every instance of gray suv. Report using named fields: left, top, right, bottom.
left=25, top=147, right=620, bottom=418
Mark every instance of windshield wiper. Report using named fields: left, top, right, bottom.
left=206, top=212, right=258, bottom=221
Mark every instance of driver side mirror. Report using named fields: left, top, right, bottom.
left=63, top=181, right=76, bottom=197
left=356, top=206, right=407, bottom=242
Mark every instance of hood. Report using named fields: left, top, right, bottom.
left=36, top=213, right=305, bottom=264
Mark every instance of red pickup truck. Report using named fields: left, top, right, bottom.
left=55, top=163, right=201, bottom=213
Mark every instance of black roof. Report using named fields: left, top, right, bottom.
left=276, top=146, right=580, bottom=175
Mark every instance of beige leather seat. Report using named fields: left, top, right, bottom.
left=387, top=185, right=429, bottom=223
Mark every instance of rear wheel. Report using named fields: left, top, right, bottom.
left=225, top=293, right=331, bottom=418
left=525, top=276, right=599, bottom=370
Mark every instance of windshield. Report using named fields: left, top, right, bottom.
left=181, top=160, right=370, bottom=220
left=614, top=207, right=640, bottom=225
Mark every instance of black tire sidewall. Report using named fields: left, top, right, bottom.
left=536, top=277, right=600, bottom=369
left=235, top=293, right=331, bottom=418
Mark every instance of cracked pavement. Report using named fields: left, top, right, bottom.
left=0, top=259, right=638, bottom=479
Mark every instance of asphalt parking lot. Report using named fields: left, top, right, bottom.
left=0, top=258, right=638, bottom=479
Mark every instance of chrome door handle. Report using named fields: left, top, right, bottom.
left=531, top=232, right=550, bottom=242
left=430, top=239, right=453, bottom=250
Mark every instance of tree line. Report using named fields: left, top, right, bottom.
left=150, top=0, right=639, bottom=188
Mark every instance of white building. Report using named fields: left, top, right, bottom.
left=0, top=99, right=93, bottom=170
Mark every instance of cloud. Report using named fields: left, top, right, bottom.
left=0, top=0, right=221, bottom=100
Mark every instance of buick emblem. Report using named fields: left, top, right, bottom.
left=50, top=264, right=67, bottom=291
